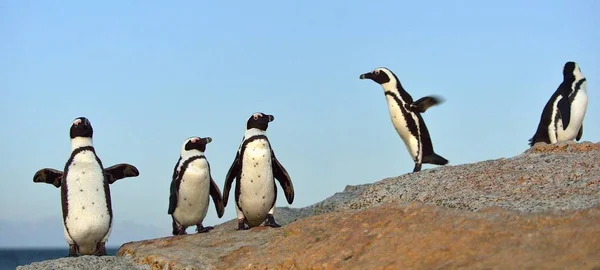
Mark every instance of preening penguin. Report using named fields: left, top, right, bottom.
left=529, top=61, right=588, bottom=146
left=359, top=67, right=449, bottom=173
left=33, top=117, right=139, bottom=257
left=168, top=136, right=225, bottom=235
left=223, top=112, right=295, bottom=230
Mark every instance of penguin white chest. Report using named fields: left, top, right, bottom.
left=173, top=159, right=211, bottom=226
left=63, top=151, right=111, bottom=255
left=239, top=139, right=275, bottom=226
left=385, top=95, right=421, bottom=160
left=557, top=90, right=588, bottom=141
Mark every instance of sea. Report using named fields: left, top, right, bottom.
left=0, top=247, right=119, bottom=269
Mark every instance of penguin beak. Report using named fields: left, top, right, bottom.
left=359, top=72, right=373, bottom=80
left=204, top=137, right=213, bottom=144
left=268, top=115, right=274, bottom=122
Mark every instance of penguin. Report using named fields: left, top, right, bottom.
left=359, top=67, right=449, bottom=173
left=32, top=117, right=139, bottom=257
left=168, top=136, right=225, bottom=235
left=529, top=61, right=588, bottom=146
left=222, top=112, right=295, bottom=230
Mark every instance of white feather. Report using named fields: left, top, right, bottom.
left=172, top=157, right=211, bottom=226
left=63, top=149, right=111, bottom=255
left=385, top=93, right=421, bottom=161
left=375, top=68, right=422, bottom=162
left=70, top=137, right=93, bottom=151
left=237, top=130, right=275, bottom=227
left=549, top=71, right=588, bottom=143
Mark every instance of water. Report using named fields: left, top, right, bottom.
left=0, top=247, right=119, bottom=269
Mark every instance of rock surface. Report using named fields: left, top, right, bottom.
left=117, top=141, right=600, bottom=269
left=16, top=255, right=150, bottom=270
left=221, top=202, right=600, bottom=269
left=118, top=202, right=600, bottom=270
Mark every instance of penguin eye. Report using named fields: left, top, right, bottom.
left=253, top=115, right=259, bottom=120
left=373, top=70, right=380, bottom=75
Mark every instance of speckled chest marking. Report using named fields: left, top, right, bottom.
left=173, top=157, right=211, bottom=226
left=63, top=149, right=111, bottom=254
left=238, top=137, right=275, bottom=226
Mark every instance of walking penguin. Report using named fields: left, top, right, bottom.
left=359, top=67, right=449, bottom=173
left=168, top=136, right=225, bottom=235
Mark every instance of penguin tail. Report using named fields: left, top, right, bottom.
left=527, top=137, right=535, bottom=147
left=422, top=153, right=449, bottom=166
left=528, top=129, right=550, bottom=147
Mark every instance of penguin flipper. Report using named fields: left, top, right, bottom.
left=272, top=154, right=294, bottom=204
left=410, top=96, right=444, bottom=113
left=223, top=152, right=241, bottom=207
left=168, top=159, right=182, bottom=215
left=557, top=96, right=571, bottom=130
left=104, top=163, right=140, bottom=184
left=209, top=177, right=225, bottom=218
left=168, top=178, right=179, bottom=215
left=577, top=124, right=583, bottom=141
left=33, top=168, right=63, bottom=188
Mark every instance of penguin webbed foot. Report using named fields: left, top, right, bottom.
left=196, top=224, right=214, bottom=233
left=237, top=219, right=249, bottom=230
left=264, top=214, right=281, bottom=228
left=94, top=242, right=107, bottom=256
left=171, top=217, right=188, bottom=235
left=67, top=244, right=79, bottom=257
left=173, top=226, right=187, bottom=235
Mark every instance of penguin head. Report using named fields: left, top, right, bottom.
left=182, top=136, right=212, bottom=154
left=69, top=117, right=93, bottom=139
left=359, top=67, right=398, bottom=87
left=563, top=61, right=584, bottom=81
left=246, top=112, right=274, bottom=131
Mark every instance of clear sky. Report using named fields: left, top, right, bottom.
left=1, top=0, right=599, bottom=248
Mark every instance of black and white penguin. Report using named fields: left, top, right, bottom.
left=529, top=61, right=588, bottom=146
left=359, top=67, right=449, bottom=173
left=222, top=112, right=294, bottom=230
left=168, top=136, right=225, bottom=235
left=33, top=117, right=139, bottom=256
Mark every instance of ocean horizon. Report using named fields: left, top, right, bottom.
left=0, top=247, right=120, bottom=269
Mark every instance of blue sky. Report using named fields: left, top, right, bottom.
left=1, top=0, right=599, bottom=248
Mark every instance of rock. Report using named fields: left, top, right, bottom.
left=16, top=255, right=150, bottom=270
left=308, top=141, right=600, bottom=215
left=219, top=202, right=600, bottom=269
left=119, top=202, right=600, bottom=269
left=117, top=141, right=600, bottom=269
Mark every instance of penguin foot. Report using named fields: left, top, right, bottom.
left=68, top=244, right=79, bottom=257
left=196, top=225, right=214, bottom=233
left=237, top=219, right=249, bottom=230
left=94, top=242, right=107, bottom=256
left=171, top=217, right=188, bottom=236
left=265, top=214, right=281, bottom=228
left=173, top=226, right=187, bottom=235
